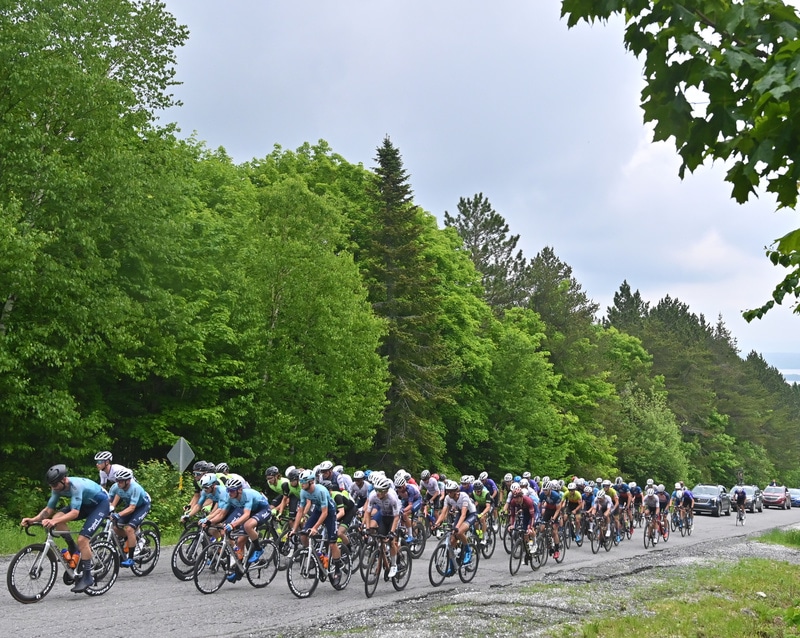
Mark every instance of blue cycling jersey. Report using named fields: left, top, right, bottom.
left=47, top=477, right=108, bottom=511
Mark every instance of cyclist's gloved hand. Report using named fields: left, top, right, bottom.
left=224, top=524, right=233, bottom=533
left=198, top=517, right=208, bottom=526
left=110, top=512, right=121, bottom=523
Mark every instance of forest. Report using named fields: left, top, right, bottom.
left=1, top=1, right=799, bottom=519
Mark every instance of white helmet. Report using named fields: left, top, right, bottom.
left=319, top=460, right=334, bottom=471
left=503, top=473, right=513, bottom=482
left=646, top=488, right=655, bottom=497
left=460, top=475, right=473, bottom=485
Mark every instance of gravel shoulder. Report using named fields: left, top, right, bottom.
left=271, top=530, right=800, bottom=638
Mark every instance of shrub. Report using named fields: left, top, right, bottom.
left=133, top=459, right=193, bottom=535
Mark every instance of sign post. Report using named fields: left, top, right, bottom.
left=167, top=437, right=195, bottom=491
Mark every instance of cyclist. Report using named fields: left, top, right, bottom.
left=478, top=471, right=499, bottom=506
left=563, top=482, right=584, bottom=542
left=419, top=470, right=441, bottom=519
left=642, top=487, right=661, bottom=543
left=321, top=479, right=357, bottom=550
left=183, top=472, right=226, bottom=532
left=21, top=464, right=110, bottom=593
left=432, top=479, right=479, bottom=565
left=629, top=481, right=643, bottom=524
left=459, top=474, right=475, bottom=497
left=94, top=451, right=128, bottom=491
left=292, top=470, right=345, bottom=577
left=316, top=460, right=342, bottom=491
left=614, top=477, right=632, bottom=534
left=350, top=470, right=370, bottom=509
left=107, top=467, right=152, bottom=567
left=333, top=464, right=354, bottom=492
left=589, top=488, right=614, bottom=538
left=394, top=476, right=423, bottom=544
left=185, top=460, right=215, bottom=513
left=363, top=475, right=401, bottom=578
left=538, top=481, right=564, bottom=559
left=732, top=484, right=747, bottom=518
left=506, top=483, right=537, bottom=564
left=471, top=480, right=494, bottom=545
left=264, top=465, right=289, bottom=510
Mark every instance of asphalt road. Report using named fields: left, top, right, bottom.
left=2, top=505, right=799, bottom=637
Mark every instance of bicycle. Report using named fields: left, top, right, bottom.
left=589, top=514, right=613, bottom=554
left=735, top=503, right=746, bottom=526
left=171, top=518, right=216, bottom=581
left=657, top=510, right=671, bottom=543
left=642, top=513, right=658, bottom=549
left=539, top=519, right=566, bottom=564
left=508, top=523, right=545, bottom=575
left=363, top=532, right=412, bottom=598
left=193, top=525, right=278, bottom=594
left=260, top=512, right=295, bottom=570
left=473, top=520, right=497, bottom=559
left=400, top=511, right=427, bottom=559
left=7, top=523, right=119, bottom=603
left=428, top=526, right=479, bottom=586
left=91, top=516, right=160, bottom=577
left=286, top=529, right=353, bottom=598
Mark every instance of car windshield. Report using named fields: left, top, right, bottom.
left=789, top=489, right=800, bottom=496
left=693, top=485, right=718, bottom=496
left=764, top=486, right=784, bottom=494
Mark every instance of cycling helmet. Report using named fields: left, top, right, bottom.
left=46, top=464, right=68, bottom=485
left=646, top=488, right=655, bottom=496
left=657, top=484, right=665, bottom=492
left=595, top=477, right=603, bottom=485
left=583, top=485, right=593, bottom=494
left=522, top=471, right=531, bottom=479
left=200, top=473, right=219, bottom=488
left=460, top=475, right=473, bottom=485
left=510, top=482, right=522, bottom=495
left=319, top=460, right=334, bottom=472
left=298, top=469, right=315, bottom=484
left=394, top=476, right=407, bottom=488
left=675, top=489, right=683, bottom=499
left=568, top=482, right=576, bottom=491
left=519, top=478, right=529, bottom=488
left=478, top=471, right=488, bottom=481
left=588, top=480, right=595, bottom=488
left=542, top=476, right=551, bottom=485
left=284, top=465, right=296, bottom=478
left=265, top=466, right=279, bottom=478
left=201, top=461, right=216, bottom=473
left=474, top=480, right=484, bottom=491
left=514, top=475, right=522, bottom=483
left=287, top=469, right=300, bottom=482
left=115, top=467, right=133, bottom=481
left=444, top=480, right=459, bottom=492
left=533, top=476, right=541, bottom=484
left=646, top=478, right=654, bottom=486
left=94, top=451, right=113, bottom=462
left=353, top=470, right=365, bottom=480
left=374, top=477, right=393, bottom=491
left=226, top=477, right=244, bottom=491
left=602, top=480, right=612, bottom=488
left=215, top=462, right=229, bottom=473
left=615, top=476, right=623, bottom=485
left=629, top=481, right=637, bottom=488
left=420, top=470, right=431, bottom=481
left=319, top=479, right=335, bottom=491
left=541, top=480, right=552, bottom=491
left=333, top=465, right=344, bottom=474
left=675, top=482, right=681, bottom=490
left=596, top=489, right=606, bottom=498
left=557, top=479, right=565, bottom=489
left=394, top=469, right=406, bottom=481
left=503, top=473, right=513, bottom=482
left=364, top=469, right=372, bottom=479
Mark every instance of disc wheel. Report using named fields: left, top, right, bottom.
left=7, top=544, right=57, bottom=604
left=194, top=543, right=229, bottom=594
left=286, top=548, right=319, bottom=599
left=392, top=546, right=412, bottom=591
left=246, top=541, right=278, bottom=588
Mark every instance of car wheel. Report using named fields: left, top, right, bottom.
left=725, top=502, right=731, bottom=516
left=713, top=502, right=721, bottom=517
left=758, top=504, right=762, bottom=513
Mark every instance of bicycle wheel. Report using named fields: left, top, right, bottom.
left=661, top=518, right=670, bottom=543
left=670, top=513, right=678, bottom=532
left=611, top=521, right=621, bottom=546
left=574, top=520, right=584, bottom=548
left=131, top=530, right=160, bottom=577
left=364, top=548, right=381, bottom=598
left=680, top=517, right=687, bottom=537
left=409, top=521, right=426, bottom=559
left=643, top=523, right=651, bottom=549
left=589, top=525, right=601, bottom=554
left=331, top=545, right=353, bottom=591
left=509, top=537, right=522, bottom=575
left=85, top=540, right=120, bottom=597
left=7, top=543, right=57, bottom=604
left=532, top=533, right=547, bottom=568
left=194, top=543, right=229, bottom=594
left=139, top=519, right=161, bottom=542
left=428, top=541, right=450, bottom=587
left=286, top=548, right=319, bottom=599
left=392, top=546, right=412, bottom=591
left=603, top=527, right=613, bottom=552
left=554, top=535, right=566, bottom=563
left=172, top=531, right=207, bottom=581
left=459, top=542, right=479, bottom=583
left=358, top=537, right=376, bottom=581
left=686, top=516, right=693, bottom=535
left=246, top=541, right=278, bottom=588
left=502, top=527, right=514, bottom=554
left=481, top=527, right=496, bottom=559
left=624, top=516, right=633, bottom=540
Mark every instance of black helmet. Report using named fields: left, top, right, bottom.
left=46, top=464, right=68, bottom=485
left=192, top=460, right=208, bottom=473
left=265, top=466, right=280, bottom=478
left=287, top=469, right=300, bottom=482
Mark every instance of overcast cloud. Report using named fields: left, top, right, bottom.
left=160, top=0, right=800, bottom=377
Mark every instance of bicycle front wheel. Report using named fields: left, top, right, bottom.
left=172, top=531, right=207, bottom=581
left=364, top=548, right=381, bottom=598
left=194, top=543, right=229, bottom=594
left=532, top=534, right=547, bottom=569
left=409, top=521, right=426, bottom=559
left=85, top=540, right=120, bottom=597
left=392, top=546, right=412, bottom=591
left=286, top=549, right=319, bottom=599
left=7, top=543, right=57, bottom=604
left=509, top=537, right=522, bottom=576
left=481, top=527, right=496, bottom=559
left=428, top=541, right=450, bottom=587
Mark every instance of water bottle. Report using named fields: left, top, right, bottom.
left=318, top=550, right=329, bottom=570
left=136, top=536, right=146, bottom=552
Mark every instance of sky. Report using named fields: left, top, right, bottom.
left=160, top=0, right=800, bottom=380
